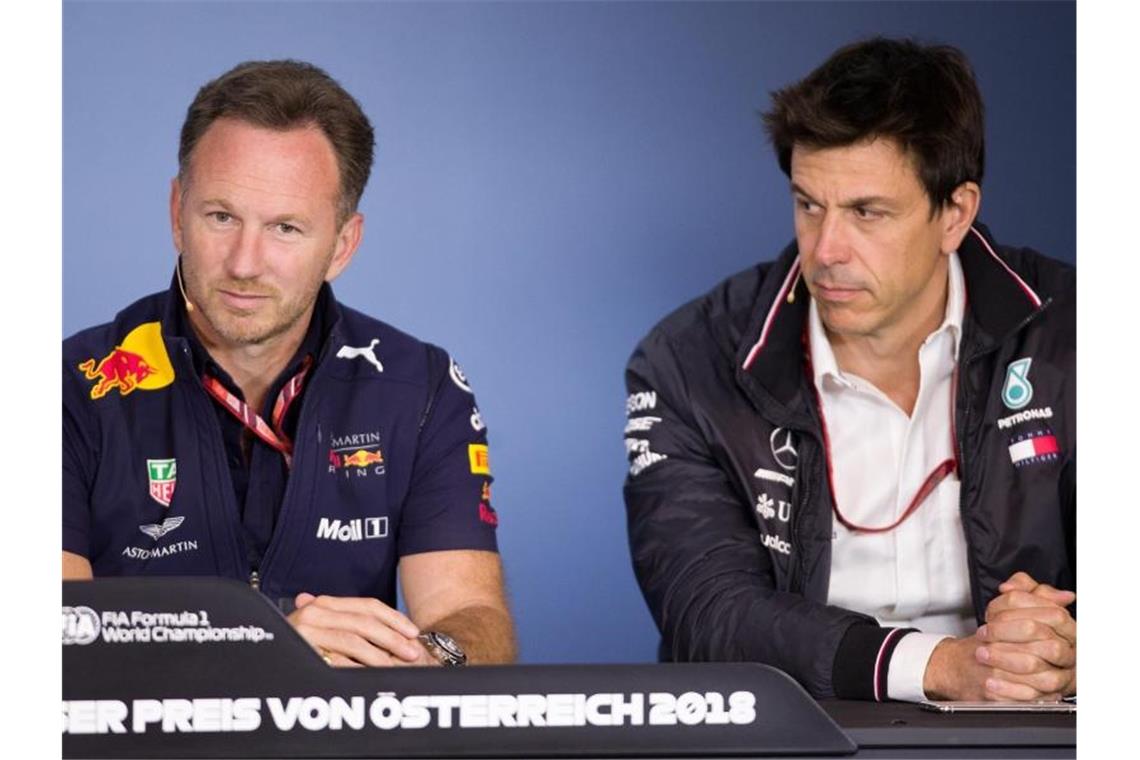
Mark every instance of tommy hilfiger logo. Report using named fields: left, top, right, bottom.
left=1008, top=428, right=1060, bottom=468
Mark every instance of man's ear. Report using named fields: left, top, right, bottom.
left=325, top=212, right=364, bottom=282
left=939, top=181, right=981, bottom=254
left=169, top=177, right=184, bottom=254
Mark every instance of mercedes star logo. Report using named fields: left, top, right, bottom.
left=769, top=428, right=799, bottom=471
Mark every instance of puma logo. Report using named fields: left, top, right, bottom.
left=336, top=338, right=384, bottom=374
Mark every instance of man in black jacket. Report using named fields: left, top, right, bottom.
left=623, top=38, right=1075, bottom=702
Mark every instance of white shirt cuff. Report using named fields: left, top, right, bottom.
left=886, top=632, right=952, bottom=702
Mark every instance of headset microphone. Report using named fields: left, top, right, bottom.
left=786, top=264, right=802, bottom=304
left=175, top=255, right=195, bottom=312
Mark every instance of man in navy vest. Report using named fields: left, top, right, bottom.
left=64, top=60, right=515, bottom=667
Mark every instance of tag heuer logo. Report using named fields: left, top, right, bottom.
left=147, top=458, right=177, bottom=507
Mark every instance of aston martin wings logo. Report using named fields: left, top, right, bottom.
left=139, top=516, right=185, bottom=541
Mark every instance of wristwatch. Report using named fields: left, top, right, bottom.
left=418, top=631, right=467, bottom=667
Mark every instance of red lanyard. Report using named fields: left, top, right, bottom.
left=202, top=356, right=313, bottom=469
left=806, top=336, right=959, bottom=535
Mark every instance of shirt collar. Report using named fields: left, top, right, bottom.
left=809, top=251, right=966, bottom=388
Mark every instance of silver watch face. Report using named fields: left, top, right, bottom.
left=421, top=631, right=467, bottom=665
left=432, top=632, right=464, bottom=659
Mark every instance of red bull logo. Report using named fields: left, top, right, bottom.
left=77, top=322, right=174, bottom=400
left=341, top=449, right=385, bottom=468
left=328, top=447, right=385, bottom=470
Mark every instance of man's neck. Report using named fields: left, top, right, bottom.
left=827, top=266, right=950, bottom=416
left=190, top=310, right=313, bottom=414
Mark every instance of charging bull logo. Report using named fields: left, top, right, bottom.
left=77, top=322, right=175, bottom=400
left=340, top=449, right=385, bottom=468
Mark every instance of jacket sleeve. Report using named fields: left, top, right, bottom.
left=622, top=328, right=910, bottom=699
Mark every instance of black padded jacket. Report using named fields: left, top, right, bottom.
left=623, top=223, right=1075, bottom=700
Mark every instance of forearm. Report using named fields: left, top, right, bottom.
left=63, top=551, right=94, bottom=580
left=428, top=603, right=517, bottom=665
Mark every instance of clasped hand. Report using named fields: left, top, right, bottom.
left=286, top=592, right=435, bottom=667
left=926, top=572, right=1075, bottom=701
left=975, top=571, right=1076, bottom=700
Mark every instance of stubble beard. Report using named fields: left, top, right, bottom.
left=182, top=258, right=330, bottom=348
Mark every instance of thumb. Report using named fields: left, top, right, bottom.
left=294, top=592, right=317, bottom=608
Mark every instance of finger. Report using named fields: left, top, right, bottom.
left=977, top=640, right=1075, bottom=674
left=291, top=606, right=422, bottom=661
left=300, top=625, right=405, bottom=667
left=295, top=592, right=317, bottom=608
left=306, top=595, right=420, bottom=638
left=987, top=607, right=1076, bottom=646
left=385, top=650, right=436, bottom=668
left=324, top=651, right=364, bottom=668
left=984, top=676, right=1061, bottom=703
left=987, top=589, right=1071, bottom=621
left=1003, top=638, right=1074, bottom=670
left=990, top=666, right=1074, bottom=698
left=1029, top=583, right=1076, bottom=606
left=998, top=571, right=1039, bottom=593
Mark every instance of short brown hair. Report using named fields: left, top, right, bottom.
left=762, top=38, right=985, bottom=210
left=178, top=60, right=375, bottom=224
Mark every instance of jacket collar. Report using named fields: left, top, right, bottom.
left=735, top=223, right=1044, bottom=409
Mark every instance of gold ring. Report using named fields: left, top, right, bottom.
left=319, top=648, right=333, bottom=666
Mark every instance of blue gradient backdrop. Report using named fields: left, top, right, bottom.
left=64, top=1, right=1075, bottom=663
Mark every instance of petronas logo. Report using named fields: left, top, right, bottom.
left=1002, top=358, right=1034, bottom=410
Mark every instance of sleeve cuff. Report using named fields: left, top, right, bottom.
left=887, top=632, right=953, bottom=703
left=832, top=624, right=917, bottom=701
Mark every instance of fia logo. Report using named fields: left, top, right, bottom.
left=62, top=606, right=101, bottom=646
left=1002, top=358, right=1034, bottom=410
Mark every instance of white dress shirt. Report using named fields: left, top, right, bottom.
left=810, top=252, right=975, bottom=702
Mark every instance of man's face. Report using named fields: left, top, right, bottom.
left=171, top=118, right=361, bottom=348
left=791, top=138, right=961, bottom=343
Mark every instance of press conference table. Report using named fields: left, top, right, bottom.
left=820, top=700, right=1073, bottom=758
left=63, top=578, right=1074, bottom=759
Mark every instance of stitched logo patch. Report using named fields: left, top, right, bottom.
left=78, top=322, right=175, bottom=400
left=1001, top=358, right=1034, bottom=410
left=146, top=458, right=177, bottom=507
left=1008, top=429, right=1061, bottom=467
